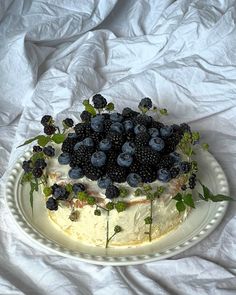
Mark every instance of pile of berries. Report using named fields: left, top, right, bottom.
left=57, top=95, right=193, bottom=191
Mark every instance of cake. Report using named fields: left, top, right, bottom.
left=20, top=95, right=230, bottom=248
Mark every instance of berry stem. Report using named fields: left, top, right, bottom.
left=149, top=199, right=153, bottom=242
left=105, top=211, right=110, bottom=248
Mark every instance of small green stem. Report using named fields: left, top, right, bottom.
left=149, top=199, right=153, bottom=242
left=105, top=211, right=110, bottom=248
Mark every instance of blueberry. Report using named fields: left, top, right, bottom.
left=170, top=152, right=181, bottom=163
left=149, top=137, right=165, bottom=151
left=68, top=167, right=84, bottom=179
left=58, top=153, right=70, bottom=165
left=83, top=137, right=94, bottom=147
left=97, top=176, right=112, bottom=189
left=160, top=126, right=173, bottom=138
left=110, top=122, right=124, bottom=134
left=122, top=141, right=135, bottom=155
left=46, top=197, right=58, bottom=211
left=138, top=97, right=152, bottom=110
left=67, top=132, right=78, bottom=139
left=134, top=124, right=146, bottom=134
left=117, top=152, right=133, bottom=167
left=123, top=120, right=134, bottom=132
left=126, top=173, right=142, bottom=187
left=110, top=112, right=123, bottom=122
left=72, top=183, right=86, bottom=194
left=91, top=151, right=106, bottom=167
left=91, top=116, right=104, bottom=132
left=180, top=161, right=191, bottom=173
left=74, top=141, right=84, bottom=151
left=148, top=128, right=160, bottom=137
left=157, top=168, right=171, bottom=182
left=54, top=186, right=68, bottom=199
left=99, top=138, right=112, bottom=151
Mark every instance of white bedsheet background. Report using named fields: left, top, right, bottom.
left=0, top=0, right=236, bottom=294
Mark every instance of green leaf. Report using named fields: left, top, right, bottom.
left=83, top=99, right=90, bottom=106
left=201, top=183, right=213, bottom=201
left=209, top=194, right=233, bottom=202
left=105, top=102, right=114, bottom=111
left=198, top=193, right=208, bottom=201
left=183, top=193, right=195, bottom=208
left=173, top=193, right=182, bottom=201
left=51, top=134, right=65, bottom=144
left=17, top=136, right=41, bottom=148
left=21, top=173, right=33, bottom=185
left=176, top=201, right=186, bottom=212
left=37, top=135, right=51, bottom=147
left=85, top=104, right=96, bottom=116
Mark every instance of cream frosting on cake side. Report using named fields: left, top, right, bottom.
left=45, top=151, right=190, bottom=247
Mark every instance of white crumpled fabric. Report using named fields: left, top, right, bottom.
left=1, top=0, right=236, bottom=294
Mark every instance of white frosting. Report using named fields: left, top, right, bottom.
left=45, top=146, right=189, bottom=247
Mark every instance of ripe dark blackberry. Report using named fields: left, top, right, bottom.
left=43, top=146, right=55, bottom=157
left=41, top=115, right=52, bottom=126
left=135, top=132, right=150, bottom=148
left=170, top=166, right=180, bottom=178
left=107, top=164, right=127, bottom=183
left=138, top=165, right=156, bottom=183
left=105, top=184, right=120, bottom=199
left=44, top=125, right=56, bottom=135
left=163, top=133, right=181, bottom=154
left=150, top=120, right=164, bottom=129
left=102, top=113, right=111, bottom=120
left=136, top=147, right=160, bottom=166
left=74, top=123, right=86, bottom=141
left=179, top=123, right=191, bottom=135
left=35, top=158, right=47, bottom=169
left=63, top=118, right=74, bottom=127
left=129, top=160, right=140, bottom=174
left=126, top=131, right=135, bottom=142
left=133, top=114, right=152, bottom=127
left=22, top=160, right=32, bottom=173
left=90, top=131, right=103, bottom=145
left=103, top=119, right=112, bottom=134
left=189, top=173, right=197, bottom=189
left=71, top=146, right=93, bottom=166
left=46, top=197, right=58, bottom=211
left=61, top=137, right=77, bottom=153
left=51, top=183, right=60, bottom=194
left=32, top=167, right=43, bottom=178
left=33, top=145, right=42, bottom=153
left=158, top=155, right=174, bottom=170
left=83, top=163, right=103, bottom=181
left=92, top=94, right=107, bottom=109
left=106, top=150, right=118, bottom=165
left=84, top=123, right=93, bottom=137
left=122, top=107, right=139, bottom=119
left=107, top=132, right=125, bottom=150
left=80, top=110, right=91, bottom=122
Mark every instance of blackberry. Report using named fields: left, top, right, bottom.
left=181, top=185, right=187, bottom=191
left=35, top=158, right=47, bottom=169
left=33, top=145, right=42, bottom=153
left=84, top=123, right=93, bottom=137
left=92, top=94, right=107, bottom=109
left=135, top=132, right=150, bottom=148
left=138, top=165, right=156, bottom=183
left=158, top=156, right=174, bottom=170
left=102, top=113, right=111, bottom=120
left=22, top=160, right=32, bottom=173
left=136, top=147, right=160, bottom=166
left=126, top=131, right=135, bottom=142
left=122, top=107, right=139, bottom=119
left=189, top=174, right=197, bottom=189
left=103, top=119, right=112, bottom=134
left=44, top=125, right=56, bottom=135
left=90, top=131, right=103, bottom=145
left=51, top=183, right=60, bottom=194
left=63, top=118, right=74, bottom=128
left=129, top=160, right=140, bottom=174
left=74, top=123, right=86, bottom=141
left=46, top=197, right=58, bottom=211
left=105, top=184, right=120, bottom=199
left=133, top=114, right=152, bottom=127
left=32, top=167, right=43, bottom=178
left=43, top=146, right=55, bottom=157
left=138, top=97, right=152, bottom=110
left=179, top=123, right=191, bottom=135
left=150, top=120, right=164, bottom=130
left=80, top=110, right=91, bottom=122
left=71, top=146, right=93, bottom=166
left=83, top=163, right=103, bottom=181
left=61, top=137, right=77, bottom=153
left=106, top=150, right=118, bottom=165
left=163, top=133, right=181, bottom=154
left=107, top=132, right=125, bottom=150
left=107, top=164, right=127, bottom=183
left=170, top=167, right=180, bottom=178
left=41, top=115, right=52, bottom=126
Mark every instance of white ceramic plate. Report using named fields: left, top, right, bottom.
left=5, top=149, right=229, bottom=265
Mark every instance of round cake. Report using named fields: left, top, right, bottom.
left=20, top=95, right=218, bottom=248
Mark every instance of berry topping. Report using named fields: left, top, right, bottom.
left=92, top=94, right=107, bottom=109
left=99, top=138, right=112, bottom=151
left=22, top=160, right=32, bottom=173
left=91, top=151, right=107, bottom=167
left=35, top=158, right=47, bottom=169
left=83, top=137, right=94, bottom=147
left=157, top=168, right=171, bottom=182
left=122, top=141, right=135, bottom=155
left=44, top=125, right=56, bottom=135
left=105, top=184, right=120, bottom=199
left=43, top=146, right=55, bottom=157
left=160, top=126, right=173, bottom=138
left=149, top=137, right=165, bottom=151
left=41, top=115, right=52, bottom=126
left=72, top=183, right=86, bottom=194
left=110, top=112, right=123, bottom=122
left=110, top=122, right=124, bottom=134
left=33, top=145, right=42, bottom=153
left=117, top=152, right=133, bottom=167
left=180, top=161, right=191, bottom=173
left=53, top=186, right=69, bottom=200
left=68, top=167, right=84, bottom=179
left=123, top=120, right=134, bottom=132
left=97, top=176, right=112, bottom=189
left=58, top=153, right=71, bottom=165
left=63, top=118, right=74, bottom=128
left=91, top=116, right=104, bottom=132
left=80, top=110, right=92, bottom=122
left=32, top=167, right=43, bottom=178
left=134, top=124, right=147, bottom=134
left=148, top=128, right=160, bottom=137
left=138, top=97, right=152, bottom=110
left=126, top=173, right=142, bottom=187
left=46, top=197, right=58, bottom=211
